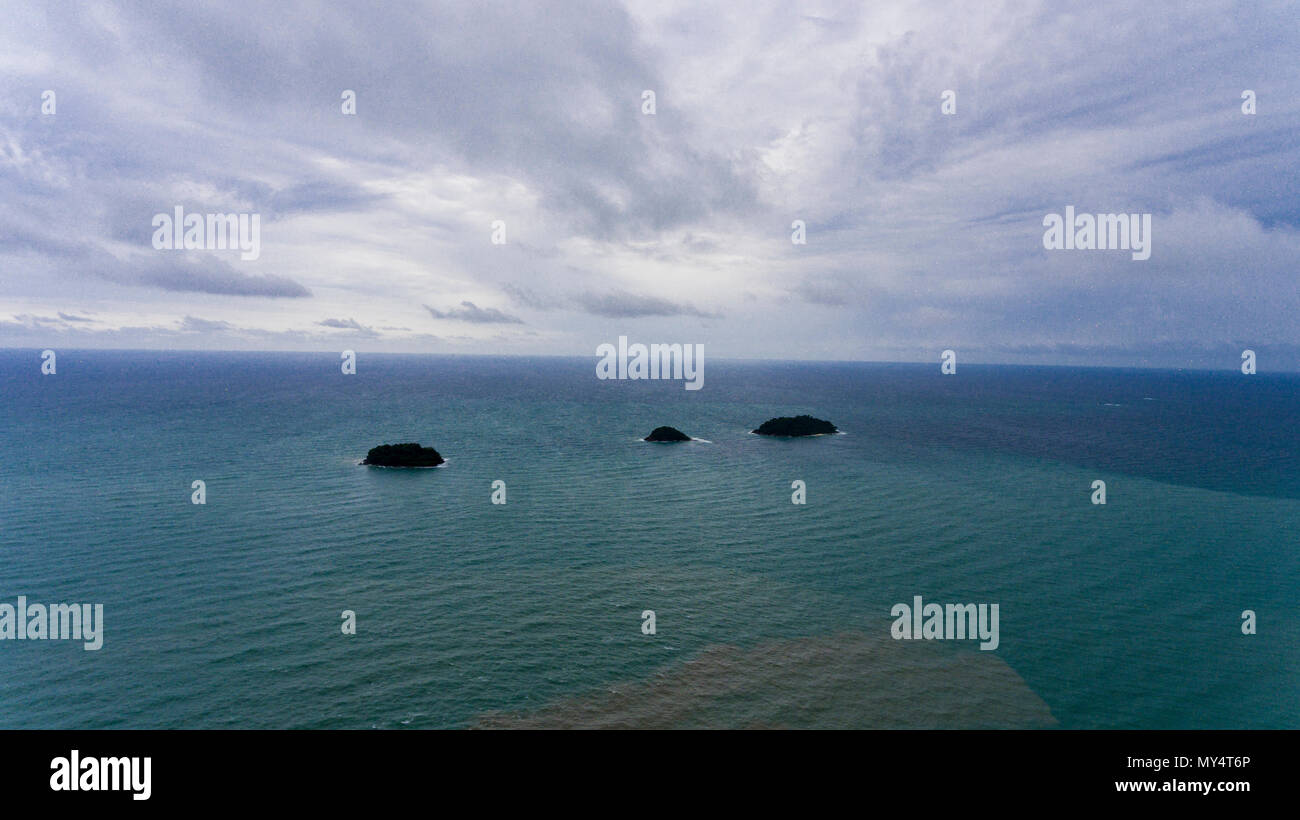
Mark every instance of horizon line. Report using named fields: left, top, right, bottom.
left=2, top=346, right=1294, bottom=375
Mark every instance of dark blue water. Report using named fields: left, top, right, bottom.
left=0, top=350, right=1295, bottom=728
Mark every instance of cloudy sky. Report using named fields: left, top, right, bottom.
left=2, top=0, right=1297, bottom=368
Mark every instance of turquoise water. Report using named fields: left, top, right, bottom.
left=0, top=350, right=1296, bottom=728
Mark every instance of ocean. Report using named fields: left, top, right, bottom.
left=0, top=349, right=1296, bottom=729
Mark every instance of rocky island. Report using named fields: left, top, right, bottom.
left=362, top=442, right=445, bottom=467
left=644, top=426, right=692, bottom=442
left=752, top=415, right=837, bottom=437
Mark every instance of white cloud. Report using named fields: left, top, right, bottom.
left=1, top=0, right=1297, bottom=366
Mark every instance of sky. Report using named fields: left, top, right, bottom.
left=1, top=0, right=1298, bottom=368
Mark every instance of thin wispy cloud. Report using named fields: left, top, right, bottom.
left=317, top=317, right=377, bottom=336
left=574, top=289, right=718, bottom=319
left=423, top=302, right=523, bottom=324
left=178, top=315, right=233, bottom=332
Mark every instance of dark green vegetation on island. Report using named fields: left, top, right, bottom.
left=644, top=426, right=692, bottom=442
left=363, top=442, right=445, bottom=467
left=752, top=415, right=838, bottom=437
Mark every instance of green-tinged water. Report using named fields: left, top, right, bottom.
left=0, top=351, right=1295, bottom=728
